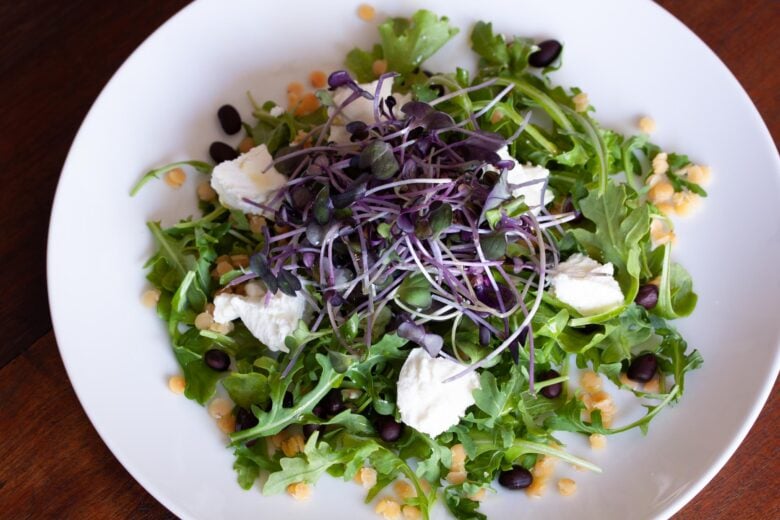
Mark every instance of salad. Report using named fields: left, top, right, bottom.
left=136, top=9, right=706, bottom=519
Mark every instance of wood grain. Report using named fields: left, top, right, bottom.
left=0, top=1, right=776, bottom=519
left=0, top=334, right=175, bottom=519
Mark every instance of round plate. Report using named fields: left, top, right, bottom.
left=47, top=0, right=780, bottom=518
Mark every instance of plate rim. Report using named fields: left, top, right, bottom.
left=46, top=1, right=780, bottom=519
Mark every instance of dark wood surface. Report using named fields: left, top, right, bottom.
left=0, top=1, right=776, bottom=518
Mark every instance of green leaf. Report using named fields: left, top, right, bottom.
left=428, top=203, right=453, bottom=237
left=378, top=10, right=459, bottom=75
left=345, top=44, right=384, bottom=83
left=233, top=456, right=260, bottom=490
left=546, top=387, right=681, bottom=436
left=377, top=222, right=392, bottom=239
left=233, top=438, right=278, bottom=477
left=470, top=21, right=508, bottom=67
left=230, top=354, right=339, bottom=442
left=172, top=328, right=222, bottom=404
left=444, top=486, right=486, bottom=520
left=222, top=372, right=269, bottom=408
left=168, top=270, right=197, bottom=336
left=359, top=141, right=399, bottom=180
left=398, top=273, right=432, bottom=309
left=471, top=369, right=523, bottom=428
left=398, top=431, right=451, bottom=483
left=314, top=409, right=376, bottom=436
left=655, top=244, right=698, bottom=319
left=653, top=320, right=703, bottom=397
left=130, top=160, right=212, bottom=196
left=147, top=222, right=196, bottom=284
left=569, top=182, right=649, bottom=292
left=480, top=232, right=507, bottom=260
left=506, top=37, right=536, bottom=75
left=328, top=350, right=355, bottom=374
left=313, top=185, right=331, bottom=225
left=668, top=169, right=708, bottom=197
left=485, top=197, right=529, bottom=230
left=263, top=433, right=345, bottom=495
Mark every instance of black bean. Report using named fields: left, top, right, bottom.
left=204, top=349, right=230, bottom=372
left=209, top=141, right=239, bottom=163
left=635, top=284, right=659, bottom=310
left=528, top=39, right=563, bottom=68
left=217, top=104, right=242, bottom=135
left=283, top=391, right=294, bottom=408
left=303, top=423, right=325, bottom=440
left=498, top=466, right=533, bottom=489
left=538, top=369, right=562, bottom=399
left=374, top=415, right=404, bottom=442
left=312, top=404, right=325, bottom=419
left=627, top=353, right=658, bottom=383
left=235, top=407, right=259, bottom=432
left=320, top=389, right=345, bottom=417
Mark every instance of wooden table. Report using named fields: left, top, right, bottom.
left=0, top=1, right=777, bottom=518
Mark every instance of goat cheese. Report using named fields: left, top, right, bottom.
left=210, top=144, right=287, bottom=216
left=502, top=149, right=554, bottom=210
left=329, top=80, right=412, bottom=145
left=331, top=79, right=412, bottom=123
left=212, top=290, right=306, bottom=352
left=549, top=253, right=624, bottom=316
left=396, top=348, right=481, bottom=437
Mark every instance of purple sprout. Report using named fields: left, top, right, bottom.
left=231, top=70, right=566, bottom=380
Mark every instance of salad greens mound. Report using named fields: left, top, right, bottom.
left=139, top=10, right=703, bottom=519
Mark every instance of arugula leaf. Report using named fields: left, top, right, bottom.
left=231, top=354, right=339, bottom=442
left=667, top=165, right=708, bottom=197
left=653, top=319, right=703, bottom=397
left=471, top=21, right=535, bottom=76
left=655, top=244, right=698, bottom=319
left=398, top=431, right=451, bottom=482
left=378, top=10, right=459, bottom=75
left=366, top=444, right=436, bottom=518
left=233, top=456, right=260, bottom=490
left=173, top=328, right=222, bottom=404
left=598, top=305, right=654, bottom=364
left=569, top=182, right=649, bottom=281
left=471, top=21, right=508, bottom=67
left=471, top=369, right=523, bottom=428
left=547, top=387, right=680, bottom=436
left=398, top=273, right=433, bottom=309
left=263, top=433, right=348, bottom=495
left=345, top=43, right=384, bottom=83
left=222, top=372, right=270, bottom=408
left=444, top=486, right=486, bottom=520
left=147, top=222, right=196, bottom=285
left=130, top=160, right=212, bottom=196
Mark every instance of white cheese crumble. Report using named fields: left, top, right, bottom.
left=212, top=290, right=306, bottom=352
left=396, top=348, right=480, bottom=437
left=329, top=80, right=411, bottom=143
left=210, top=144, right=287, bottom=216
left=488, top=147, right=554, bottom=213
left=549, top=253, right=624, bottom=316
left=500, top=148, right=554, bottom=211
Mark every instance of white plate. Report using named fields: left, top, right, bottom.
left=47, top=0, right=780, bottom=518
